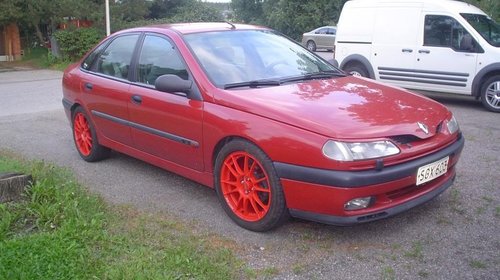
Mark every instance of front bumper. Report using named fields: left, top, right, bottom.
left=274, top=133, right=464, bottom=225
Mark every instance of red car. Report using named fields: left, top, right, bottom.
left=62, top=23, right=464, bottom=231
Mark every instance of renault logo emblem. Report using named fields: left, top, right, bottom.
left=417, top=122, right=429, bottom=134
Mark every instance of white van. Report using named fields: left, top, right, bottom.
left=334, top=0, right=500, bottom=112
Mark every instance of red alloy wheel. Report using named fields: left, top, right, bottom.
left=220, top=151, right=272, bottom=222
left=73, top=112, right=93, bottom=156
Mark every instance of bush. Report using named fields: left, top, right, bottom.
left=54, top=27, right=104, bottom=60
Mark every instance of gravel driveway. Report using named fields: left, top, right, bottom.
left=0, top=68, right=498, bottom=279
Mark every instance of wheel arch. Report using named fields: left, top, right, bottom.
left=472, top=63, right=500, bottom=99
left=339, top=54, right=375, bottom=79
left=211, top=135, right=267, bottom=172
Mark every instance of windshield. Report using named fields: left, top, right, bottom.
left=461, top=13, right=500, bottom=47
left=184, top=30, right=341, bottom=87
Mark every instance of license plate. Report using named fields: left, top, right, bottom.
left=416, top=156, right=449, bottom=186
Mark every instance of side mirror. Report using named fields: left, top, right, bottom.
left=155, top=74, right=193, bottom=94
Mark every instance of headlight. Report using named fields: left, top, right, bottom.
left=446, top=115, right=459, bottom=134
left=322, top=140, right=400, bottom=161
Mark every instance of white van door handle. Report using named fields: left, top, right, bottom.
left=402, top=48, right=413, bottom=53
left=418, top=49, right=431, bottom=54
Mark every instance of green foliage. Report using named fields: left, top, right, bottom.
left=0, top=154, right=242, bottom=279
left=0, top=0, right=22, bottom=24
left=462, top=0, right=499, bottom=22
left=232, top=0, right=348, bottom=40
left=170, top=2, right=224, bottom=23
left=53, top=27, right=103, bottom=60
left=110, top=1, right=223, bottom=32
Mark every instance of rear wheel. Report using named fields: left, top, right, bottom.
left=214, top=140, right=288, bottom=231
left=306, top=40, right=316, bottom=52
left=72, top=107, right=110, bottom=162
left=480, top=75, right=500, bottom=112
left=344, top=63, right=369, bottom=78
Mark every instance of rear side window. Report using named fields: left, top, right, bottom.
left=81, top=43, right=106, bottom=70
left=424, top=15, right=478, bottom=52
left=136, top=35, right=188, bottom=85
left=95, top=34, right=139, bottom=79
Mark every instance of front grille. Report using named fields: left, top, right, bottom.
left=389, top=135, right=421, bottom=145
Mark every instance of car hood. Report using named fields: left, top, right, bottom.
left=213, top=76, right=450, bottom=140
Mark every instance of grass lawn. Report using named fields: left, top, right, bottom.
left=0, top=152, right=244, bottom=279
left=0, top=47, right=71, bottom=71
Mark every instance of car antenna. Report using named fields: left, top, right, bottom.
left=225, top=21, right=236, bottom=30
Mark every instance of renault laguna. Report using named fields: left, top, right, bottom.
left=62, top=23, right=464, bottom=231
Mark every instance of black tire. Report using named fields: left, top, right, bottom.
left=306, top=40, right=316, bottom=52
left=343, top=63, right=369, bottom=78
left=480, top=75, right=500, bottom=113
left=214, top=139, right=289, bottom=232
left=72, top=106, right=110, bottom=162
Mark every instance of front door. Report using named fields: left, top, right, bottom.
left=412, top=14, right=479, bottom=95
left=128, top=34, right=204, bottom=171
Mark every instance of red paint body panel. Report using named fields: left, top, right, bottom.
left=62, top=23, right=464, bottom=226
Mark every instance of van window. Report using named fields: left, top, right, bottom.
left=461, top=13, right=500, bottom=47
left=424, top=15, right=478, bottom=52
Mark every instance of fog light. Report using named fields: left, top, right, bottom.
left=344, top=197, right=373, bottom=211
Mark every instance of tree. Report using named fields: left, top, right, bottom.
left=462, top=0, right=499, bottom=21
left=111, top=0, right=151, bottom=23
left=147, top=0, right=197, bottom=19
left=170, top=2, right=224, bottom=23
left=0, top=0, right=22, bottom=25
left=231, top=0, right=348, bottom=39
left=231, top=0, right=265, bottom=24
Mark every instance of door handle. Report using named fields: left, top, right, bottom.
left=84, top=83, right=93, bottom=90
left=418, top=49, right=430, bottom=54
left=131, top=95, right=142, bottom=104
left=402, top=48, right=413, bottom=53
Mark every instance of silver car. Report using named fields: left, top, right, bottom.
left=301, top=26, right=337, bottom=52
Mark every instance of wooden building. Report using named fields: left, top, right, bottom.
left=0, top=23, right=22, bottom=61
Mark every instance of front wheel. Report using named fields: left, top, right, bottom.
left=214, top=140, right=288, bottom=231
left=72, top=107, right=110, bottom=162
left=480, top=75, right=500, bottom=112
left=306, top=40, right=316, bottom=52
left=343, top=64, right=369, bottom=78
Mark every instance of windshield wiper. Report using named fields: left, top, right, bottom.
left=224, top=79, right=281, bottom=90
left=280, top=71, right=346, bottom=84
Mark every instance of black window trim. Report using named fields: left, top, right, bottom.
left=422, top=14, right=484, bottom=53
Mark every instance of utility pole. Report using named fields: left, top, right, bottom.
left=105, top=0, right=110, bottom=36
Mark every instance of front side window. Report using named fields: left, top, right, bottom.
left=95, top=34, right=139, bottom=79
left=137, top=35, right=188, bottom=85
left=424, top=15, right=478, bottom=52
left=461, top=13, right=500, bottom=47
left=316, top=28, right=328, bottom=34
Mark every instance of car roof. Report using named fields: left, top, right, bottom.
left=117, top=22, right=270, bottom=35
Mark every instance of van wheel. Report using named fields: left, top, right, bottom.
left=480, top=75, right=500, bottom=112
left=344, top=64, right=369, bottom=78
left=306, top=40, right=316, bottom=52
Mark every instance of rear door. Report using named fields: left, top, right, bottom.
left=128, top=34, right=204, bottom=171
left=82, top=34, right=140, bottom=146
